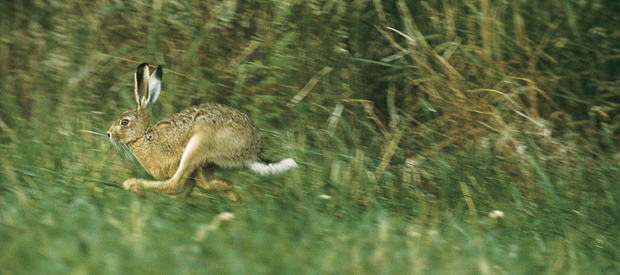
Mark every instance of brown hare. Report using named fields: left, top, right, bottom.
left=107, top=63, right=297, bottom=202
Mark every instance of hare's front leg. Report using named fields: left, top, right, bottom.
left=123, top=178, right=147, bottom=197
left=124, top=134, right=206, bottom=199
left=122, top=178, right=194, bottom=200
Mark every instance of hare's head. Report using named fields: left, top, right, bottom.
left=107, top=63, right=163, bottom=144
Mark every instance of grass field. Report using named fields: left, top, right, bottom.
left=1, top=0, right=620, bottom=274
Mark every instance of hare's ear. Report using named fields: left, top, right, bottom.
left=134, top=63, right=151, bottom=110
left=148, top=65, right=163, bottom=105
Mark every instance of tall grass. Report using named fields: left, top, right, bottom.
left=1, top=0, right=620, bottom=273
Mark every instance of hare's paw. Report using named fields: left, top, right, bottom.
left=123, top=178, right=146, bottom=197
left=221, top=190, right=243, bottom=204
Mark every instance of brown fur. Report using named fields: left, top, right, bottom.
left=107, top=63, right=269, bottom=202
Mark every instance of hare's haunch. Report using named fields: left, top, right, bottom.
left=107, top=63, right=297, bottom=202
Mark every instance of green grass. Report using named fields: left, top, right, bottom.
left=1, top=0, right=620, bottom=274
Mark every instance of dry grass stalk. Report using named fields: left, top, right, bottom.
left=228, top=40, right=262, bottom=68
left=374, top=126, right=404, bottom=177
left=326, top=103, right=344, bottom=133
left=288, top=66, right=334, bottom=107
left=527, top=20, right=561, bottom=76
left=459, top=181, right=478, bottom=219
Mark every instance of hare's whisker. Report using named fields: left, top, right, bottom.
left=115, top=143, right=137, bottom=166
left=78, top=130, right=108, bottom=137
left=120, top=144, right=138, bottom=166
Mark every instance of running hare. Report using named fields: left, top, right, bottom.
left=107, top=63, right=297, bottom=202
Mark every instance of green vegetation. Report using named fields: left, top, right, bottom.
left=1, top=0, right=620, bottom=273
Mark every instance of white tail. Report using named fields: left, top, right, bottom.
left=248, top=158, right=298, bottom=176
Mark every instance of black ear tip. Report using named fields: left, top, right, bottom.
left=137, top=63, right=149, bottom=71
left=156, top=65, right=163, bottom=79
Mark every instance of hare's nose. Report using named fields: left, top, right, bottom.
left=107, top=132, right=111, bottom=138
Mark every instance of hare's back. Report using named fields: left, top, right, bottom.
left=191, top=103, right=257, bottom=126
left=168, top=103, right=264, bottom=166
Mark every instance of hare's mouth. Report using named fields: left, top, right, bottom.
left=107, top=132, right=119, bottom=143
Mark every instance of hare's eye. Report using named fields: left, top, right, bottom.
left=121, top=119, right=130, bottom=126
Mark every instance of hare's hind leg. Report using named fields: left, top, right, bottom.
left=194, top=168, right=242, bottom=204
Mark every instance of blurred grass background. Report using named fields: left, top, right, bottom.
left=1, top=0, right=620, bottom=274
